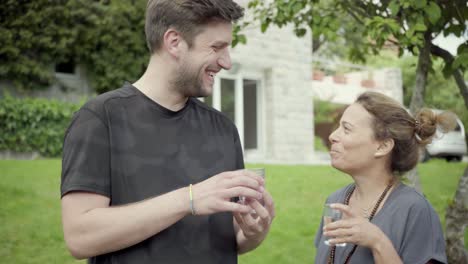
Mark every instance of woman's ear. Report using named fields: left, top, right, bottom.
left=163, top=28, right=186, bottom=58
left=375, top=138, right=394, bottom=158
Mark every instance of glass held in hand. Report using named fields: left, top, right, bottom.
left=239, top=168, right=265, bottom=206
left=323, top=204, right=346, bottom=247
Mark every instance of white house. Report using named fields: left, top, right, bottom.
left=203, top=23, right=314, bottom=164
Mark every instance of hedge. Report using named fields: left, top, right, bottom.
left=0, top=97, right=80, bottom=157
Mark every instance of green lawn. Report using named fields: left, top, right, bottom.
left=0, top=159, right=466, bottom=263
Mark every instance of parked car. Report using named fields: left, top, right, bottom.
left=421, top=111, right=467, bottom=162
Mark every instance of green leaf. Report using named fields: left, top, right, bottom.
left=413, top=23, right=427, bottom=32
left=413, top=0, right=427, bottom=9
left=292, top=2, right=303, bottom=14
left=452, top=54, right=468, bottom=70
left=237, top=35, right=247, bottom=45
left=261, top=20, right=270, bottom=33
left=406, top=28, right=415, bottom=38
left=442, top=63, right=453, bottom=78
left=457, top=43, right=468, bottom=55
left=388, top=0, right=400, bottom=15
left=424, top=2, right=441, bottom=25
left=295, top=28, right=307, bottom=37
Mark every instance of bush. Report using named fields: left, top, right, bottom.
left=1, top=0, right=148, bottom=93
left=0, top=97, right=80, bottom=157
left=313, top=99, right=346, bottom=123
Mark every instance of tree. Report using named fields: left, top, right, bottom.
left=244, top=0, right=467, bottom=106
left=243, top=0, right=467, bottom=261
left=0, top=0, right=148, bottom=94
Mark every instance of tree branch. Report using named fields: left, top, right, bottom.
left=430, top=43, right=468, bottom=110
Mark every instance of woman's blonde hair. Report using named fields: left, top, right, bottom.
left=355, top=92, right=457, bottom=175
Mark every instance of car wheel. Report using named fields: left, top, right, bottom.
left=446, top=156, right=462, bottom=162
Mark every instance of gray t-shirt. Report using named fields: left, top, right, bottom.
left=61, top=83, right=244, bottom=264
left=314, top=183, right=447, bottom=264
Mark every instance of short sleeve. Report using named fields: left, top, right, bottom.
left=61, top=108, right=111, bottom=198
left=399, top=200, right=447, bottom=264
left=233, top=125, right=244, bottom=170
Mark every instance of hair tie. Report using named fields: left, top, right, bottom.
left=414, top=120, right=421, bottom=133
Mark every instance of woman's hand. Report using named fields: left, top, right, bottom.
left=323, top=203, right=385, bottom=249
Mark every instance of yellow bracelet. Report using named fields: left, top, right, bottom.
left=189, top=184, right=196, bottom=215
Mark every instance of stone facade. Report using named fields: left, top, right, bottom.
left=230, top=24, right=314, bottom=164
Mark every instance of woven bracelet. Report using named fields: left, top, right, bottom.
left=189, top=184, right=196, bottom=215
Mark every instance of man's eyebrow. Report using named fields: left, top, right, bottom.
left=212, top=41, right=230, bottom=47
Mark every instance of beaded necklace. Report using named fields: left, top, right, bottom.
left=327, top=181, right=394, bottom=264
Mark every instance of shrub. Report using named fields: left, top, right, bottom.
left=313, top=99, right=346, bottom=123
left=0, top=97, right=80, bottom=157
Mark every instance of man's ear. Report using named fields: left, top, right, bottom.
left=163, top=28, right=186, bottom=58
left=375, top=138, right=394, bottom=158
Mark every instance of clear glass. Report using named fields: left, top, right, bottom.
left=247, top=168, right=265, bottom=178
left=239, top=168, right=265, bottom=205
left=323, top=204, right=346, bottom=247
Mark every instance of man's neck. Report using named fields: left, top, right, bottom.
left=133, top=55, right=189, bottom=112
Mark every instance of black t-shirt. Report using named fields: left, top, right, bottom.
left=61, top=83, right=244, bottom=264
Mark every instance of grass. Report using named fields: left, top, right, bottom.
left=0, top=159, right=466, bottom=263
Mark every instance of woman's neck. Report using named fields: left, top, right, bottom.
left=351, top=170, right=395, bottom=204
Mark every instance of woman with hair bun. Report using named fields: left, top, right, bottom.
left=314, top=91, right=454, bottom=264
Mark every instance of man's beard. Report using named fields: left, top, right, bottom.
left=171, top=61, right=209, bottom=98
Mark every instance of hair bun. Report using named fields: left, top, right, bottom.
left=414, top=108, right=457, bottom=145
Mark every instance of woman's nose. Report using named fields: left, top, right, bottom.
left=329, top=129, right=339, bottom=144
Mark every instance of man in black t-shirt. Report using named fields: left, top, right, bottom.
left=60, top=1, right=275, bottom=263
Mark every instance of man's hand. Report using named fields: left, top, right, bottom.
left=191, top=170, right=265, bottom=215
left=234, top=190, right=275, bottom=253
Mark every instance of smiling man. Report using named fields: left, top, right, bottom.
left=60, top=1, right=275, bottom=263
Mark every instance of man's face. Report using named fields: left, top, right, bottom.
left=172, top=20, right=233, bottom=97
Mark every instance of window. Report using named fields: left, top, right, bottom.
left=243, top=79, right=258, bottom=150
left=201, top=73, right=263, bottom=153
left=55, top=59, right=75, bottom=74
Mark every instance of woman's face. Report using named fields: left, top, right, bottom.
left=328, top=103, right=381, bottom=174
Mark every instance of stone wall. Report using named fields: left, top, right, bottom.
left=231, top=24, right=314, bottom=164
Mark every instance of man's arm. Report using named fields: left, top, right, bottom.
left=62, top=188, right=189, bottom=259
left=62, top=171, right=264, bottom=259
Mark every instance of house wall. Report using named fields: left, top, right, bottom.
left=231, top=24, right=314, bottom=164
left=312, top=68, right=403, bottom=105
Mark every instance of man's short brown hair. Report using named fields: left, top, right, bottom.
left=145, top=0, right=244, bottom=53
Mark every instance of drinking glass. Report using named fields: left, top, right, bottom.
left=323, top=204, right=346, bottom=247
left=240, top=168, right=265, bottom=205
